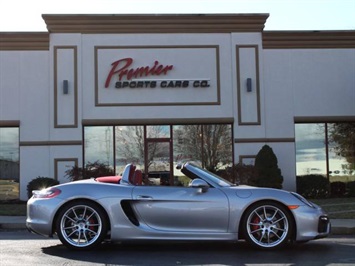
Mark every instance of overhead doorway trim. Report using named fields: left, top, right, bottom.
left=82, top=118, right=234, bottom=126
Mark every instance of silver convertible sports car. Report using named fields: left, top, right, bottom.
left=27, top=162, right=331, bottom=250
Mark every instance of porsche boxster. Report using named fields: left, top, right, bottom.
left=26, top=162, right=331, bottom=250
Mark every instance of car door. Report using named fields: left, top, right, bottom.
left=131, top=185, right=229, bottom=232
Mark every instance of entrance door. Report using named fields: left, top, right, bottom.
left=144, top=125, right=173, bottom=185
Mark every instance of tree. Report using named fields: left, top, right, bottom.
left=115, top=126, right=144, bottom=165
left=174, top=124, right=233, bottom=172
left=254, top=145, right=283, bottom=188
left=202, top=124, right=233, bottom=172
left=328, top=123, right=355, bottom=172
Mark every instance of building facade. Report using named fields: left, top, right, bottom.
left=0, top=14, right=354, bottom=201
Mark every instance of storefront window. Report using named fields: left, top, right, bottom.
left=173, top=125, right=203, bottom=166
left=84, top=126, right=114, bottom=169
left=147, top=125, right=170, bottom=138
left=115, top=126, right=144, bottom=175
left=202, top=124, right=233, bottom=172
left=0, top=127, right=19, bottom=200
left=84, top=123, right=233, bottom=181
left=295, top=122, right=355, bottom=182
left=173, top=124, right=233, bottom=172
left=328, top=123, right=355, bottom=181
left=295, top=123, right=327, bottom=176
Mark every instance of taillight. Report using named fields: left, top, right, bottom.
left=32, top=188, right=61, bottom=199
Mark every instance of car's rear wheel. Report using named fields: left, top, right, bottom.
left=242, top=201, right=293, bottom=249
left=56, top=200, right=108, bottom=250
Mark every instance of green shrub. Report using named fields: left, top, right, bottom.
left=347, top=181, right=355, bottom=197
left=296, top=174, right=330, bottom=199
left=27, top=177, right=59, bottom=199
left=254, top=145, right=283, bottom=189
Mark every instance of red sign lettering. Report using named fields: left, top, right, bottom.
left=105, top=58, right=173, bottom=88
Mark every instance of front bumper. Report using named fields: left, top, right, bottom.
left=293, top=205, right=331, bottom=241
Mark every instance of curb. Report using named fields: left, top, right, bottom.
left=332, top=227, right=355, bottom=235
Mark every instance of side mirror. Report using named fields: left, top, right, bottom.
left=189, top=179, right=209, bottom=193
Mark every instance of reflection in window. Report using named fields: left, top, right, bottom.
left=115, top=126, right=144, bottom=175
left=84, top=126, right=114, bottom=169
left=173, top=125, right=202, bottom=166
left=0, top=127, right=19, bottom=200
left=202, top=124, right=233, bottom=172
left=295, top=122, right=355, bottom=182
left=147, top=142, right=170, bottom=185
left=328, top=123, right=355, bottom=180
left=84, top=123, right=234, bottom=180
left=173, top=124, right=233, bottom=173
left=295, top=124, right=326, bottom=176
left=147, top=125, right=170, bottom=138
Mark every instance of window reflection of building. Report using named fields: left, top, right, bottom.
left=84, top=124, right=233, bottom=179
left=0, top=127, right=20, bottom=200
left=295, top=122, right=355, bottom=183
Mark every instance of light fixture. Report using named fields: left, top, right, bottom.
left=63, top=80, right=69, bottom=94
left=246, top=78, right=252, bottom=92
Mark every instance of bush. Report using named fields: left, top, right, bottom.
left=27, top=177, right=59, bottom=199
left=65, top=161, right=115, bottom=181
left=330, top=181, right=347, bottom=197
left=219, top=164, right=259, bottom=186
left=254, top=145, right=283, bottom=189
left=296, top=175, right=330, bottom=199
left=347, top=181, right=355, bottom=197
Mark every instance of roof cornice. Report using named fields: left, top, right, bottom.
left=0, top=32, right=49, bottom=50
left=42, top=13, right=269, bottom=33
left=263, top=31, right=355, bottom=49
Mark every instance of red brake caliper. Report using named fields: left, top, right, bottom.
left=251, top=216, right=260, bottom=232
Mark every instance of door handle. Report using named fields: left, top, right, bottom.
left=136, top=195, right=153, bottom=200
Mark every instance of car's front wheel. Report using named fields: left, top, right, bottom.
left=55, top=200, right=108, bottom=250
left=241, top=201, right=293, bottom=249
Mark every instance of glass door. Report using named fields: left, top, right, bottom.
left=145, top=125, right=173, bottom=186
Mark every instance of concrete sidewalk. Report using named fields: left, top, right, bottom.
left=0, top=216, right=354, bottom=235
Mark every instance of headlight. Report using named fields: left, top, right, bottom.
left=290, top=192, right=315, bottom=208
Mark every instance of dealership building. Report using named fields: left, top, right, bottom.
left=0, top=14, right=354, bottom=201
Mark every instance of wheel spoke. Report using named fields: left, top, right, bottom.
left=273, top=216, right=285, bottom=224
left=82, top=231, right=89, bottom=243
left=86, top=228, right=98, bottom=235
left=72, top=208, right=80, bottom=220
left=66, top=229, right=78, bottom=238
left=64, top=214, right=76, bottom=223
left=86, top=211, right=95, bottom=220
left=63, top=225, right=76, bottom=231
left=263, top=207, right=268, bottom=219
left=82, top=206, right=87, bottom=218
left=255, top=210, right=264, bottom=221
left=270, top=209, right=278, bottom=220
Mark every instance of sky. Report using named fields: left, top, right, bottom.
left=0, top=0, right=354, bottom=32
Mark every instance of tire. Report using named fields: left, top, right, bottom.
left=55, top=200, right=108, bottom=250
left=241, top=201, right=293, bottom=249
